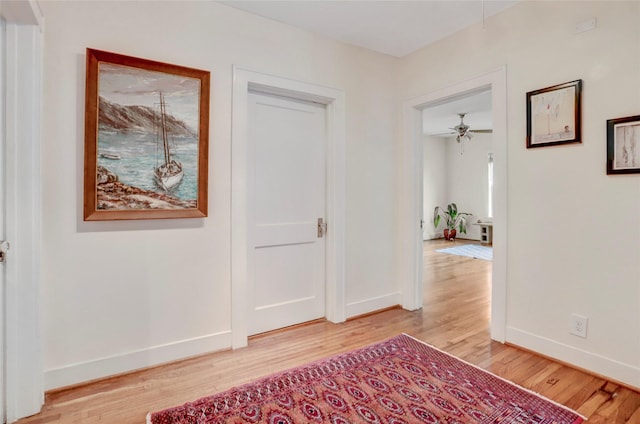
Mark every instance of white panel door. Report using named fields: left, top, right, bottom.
left=248, top=91, right=327, bottom=335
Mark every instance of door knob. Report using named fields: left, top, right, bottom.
left=317, top=218, right=327, bottom=238
left=0, top=241, right=10, bottom=263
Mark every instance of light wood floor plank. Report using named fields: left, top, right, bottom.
left=16, top=239, right=640, bottom=423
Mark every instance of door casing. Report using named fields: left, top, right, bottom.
left=1, top=2, right=44, bottom=421
left=0, top=16, right=5, bottom=424
left=400, top=67, right=508, bottom=342
left=231, top=67, right=346, bottom=348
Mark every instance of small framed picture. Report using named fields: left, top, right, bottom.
left=526, top=80, right=582, bottom=148
left=607, top=115, right=640, bottom=175
left=84, top=48, right=210, bottom=221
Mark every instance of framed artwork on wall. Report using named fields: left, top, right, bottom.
left=607, top=115, right=640, bottom=175
left=84, top=48, right=210, bottom=221
left=526, top=79, right=582, bottom=148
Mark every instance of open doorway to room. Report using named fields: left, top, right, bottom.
left=400, top=67, right=506, bottom=342
left=421, top=89, right=494, bottom=338
left=422, top=89, right=494, bottom=245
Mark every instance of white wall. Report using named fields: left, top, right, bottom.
left=445, top=133, right=492, bottom=241
left=401, top=1, right=640, bottom=387
left=422, top=135, right=447, bottom=239
left=39, top=1, right=399, bottom=389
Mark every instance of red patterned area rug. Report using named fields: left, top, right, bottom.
left=147, top=334, right=585, bottom=424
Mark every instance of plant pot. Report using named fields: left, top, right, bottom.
left=444, top=229, right=457, bottom=241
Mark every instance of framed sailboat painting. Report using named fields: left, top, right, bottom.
left=83, top=48, right=210, bottom=220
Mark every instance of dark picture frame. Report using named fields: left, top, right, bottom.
left=607, top=115, right=640, bottom=175
left=526, top=80, right=582, bottom=148
left=84, top=48, right=210, bottom=221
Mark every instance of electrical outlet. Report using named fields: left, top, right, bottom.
left=570, top=314, right=588, bottom=338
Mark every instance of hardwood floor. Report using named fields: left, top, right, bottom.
left=16, top=239, right=640, bottom=423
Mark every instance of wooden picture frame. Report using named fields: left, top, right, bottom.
left=526, top=80, right=582, bottom=148
left=607, top=115, right=640, bottom=175
left=84, top=48, right=210, bottom=221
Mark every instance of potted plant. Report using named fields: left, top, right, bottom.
left=433, top=203, right=471, bottom=241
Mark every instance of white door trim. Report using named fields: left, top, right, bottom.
left=1, top=1, right=44, bottom=421
left=231, top=67, right=346, bottom=348
left=401, top=66, right=508, bottom=342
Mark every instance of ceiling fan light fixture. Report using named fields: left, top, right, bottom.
left=456, top=133, right=472, bottom=143
left=452, top=113, right=473, bottom=154
left=452, top=113, right=470, bottom=136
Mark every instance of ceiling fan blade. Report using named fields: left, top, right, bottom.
left=473, top=129, right=493, bottom=133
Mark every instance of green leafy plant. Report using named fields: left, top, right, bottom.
left=433, top=203, right=471, bottom=234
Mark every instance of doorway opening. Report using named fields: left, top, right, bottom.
left=422, top=88, right=494, bottom=244
left=421, top=88, right=495, bottom=332
left=400, top=67, right=507, bottom=342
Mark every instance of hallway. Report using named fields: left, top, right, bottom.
left=15, top=240, right=639, bottom=423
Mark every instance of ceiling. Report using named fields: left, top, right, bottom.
left=219, top=0, right=514, bottom=134
left=219, top=0, right=518, bottom=58
left=422, top=89, right=493, bottom=136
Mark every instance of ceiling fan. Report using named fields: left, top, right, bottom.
left=449, top=113, right=492, bottom=154
left=450, top=113, right=492, bottom=141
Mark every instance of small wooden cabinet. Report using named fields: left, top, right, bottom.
left=476, top=222, right=493, bottom=245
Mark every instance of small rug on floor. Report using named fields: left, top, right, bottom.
left=147, top=334, right=584, bottom=424
left=437, top=243, right=493, bottom=261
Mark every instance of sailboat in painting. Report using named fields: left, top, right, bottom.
left=154, top=92, right=183, bottom=191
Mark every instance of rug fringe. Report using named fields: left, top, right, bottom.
left=400, top=333, right=587, bottom=422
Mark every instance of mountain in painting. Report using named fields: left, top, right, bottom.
left=98, top=96, right=196, bottom=137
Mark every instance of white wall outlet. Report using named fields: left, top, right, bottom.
left=570, top=314, right=588, bottom=338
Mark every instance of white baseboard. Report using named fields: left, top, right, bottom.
left=454, top=235, right=481, bottom=241
left=346, top=292, right=402, bottom=318
left=506, top=327, right=640, bottom=389
left=423, top=234, right=481, bottom=242
left=423, top=232, right=439, bottom=240
left=44, top=331, right=232, bottom=390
